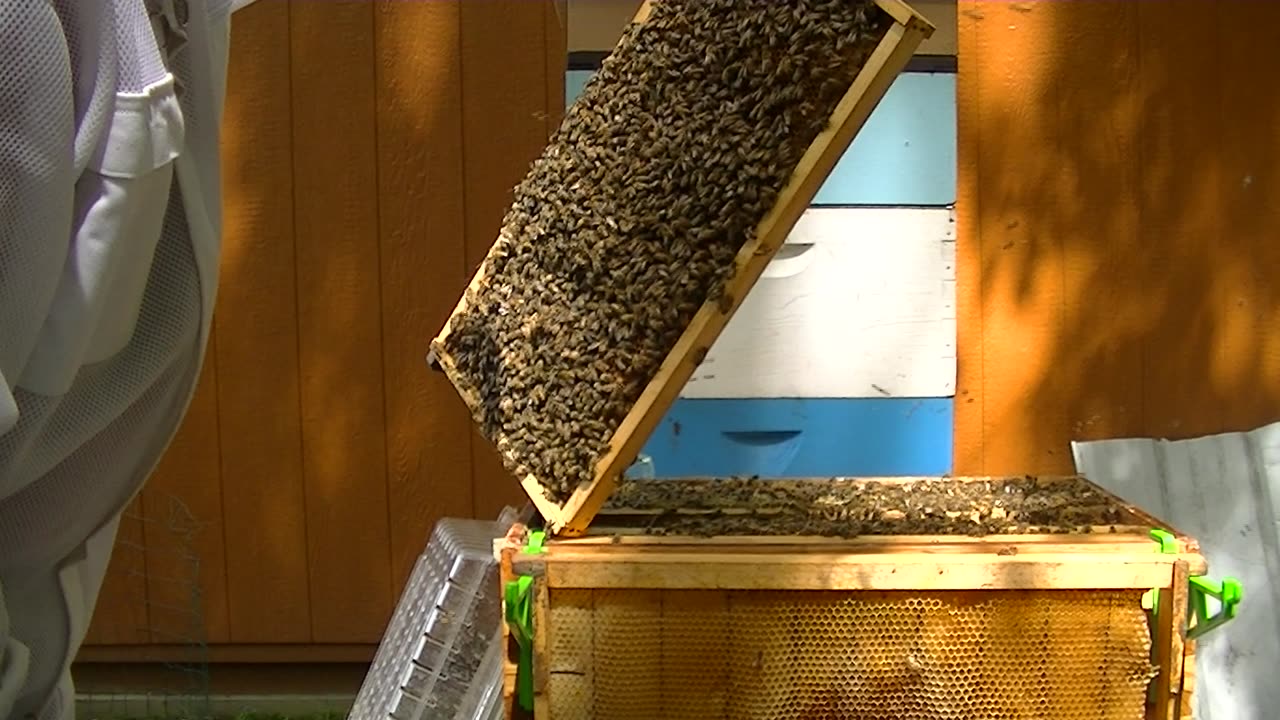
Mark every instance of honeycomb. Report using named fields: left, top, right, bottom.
left=544, top=588, right=1157, bottom=719
left=431, top=0, right=896, bottom=503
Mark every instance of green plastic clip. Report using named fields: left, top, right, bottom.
left=1150, top=528, right=1178, bottom=554
left=1146, top=528, right=1242, bottom=640
left=504, top=531, right=547, bottom=712
left=1187, top=575, right=1242, bottom=640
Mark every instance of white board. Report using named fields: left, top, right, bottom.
left=681, top=206, right=956, bottom=399
left=1073, top=422, right=1280, bottom=720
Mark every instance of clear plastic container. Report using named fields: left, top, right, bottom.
left=349, top=507, right=518, bottom=720
left=452, top=627, right=507, bottom=720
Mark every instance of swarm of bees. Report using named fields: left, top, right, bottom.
left=434, top=0, right=892, bottom=501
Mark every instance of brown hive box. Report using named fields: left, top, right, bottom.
left=498, top=475, right=1206, bottom=719
left=425, top=0, right=1205, bottom=717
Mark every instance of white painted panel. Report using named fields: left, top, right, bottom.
left=1073, top=422, right=1280, bottom=720
left=681, top=207, right=956, bottom=399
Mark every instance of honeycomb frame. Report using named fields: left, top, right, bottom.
left=428, top=0, right=937, bottom=537
left=497, top=477, right=1206, bottom=720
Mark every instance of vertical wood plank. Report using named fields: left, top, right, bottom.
left=967, top=2, right=1069, bottom=474
left=1215, top=1, right=1280, bottom=432
left=291, top=0, right=393, bottom=643
left=953, top=1, right=983, bottom=475
left=532, top=580, right=552, bottom=720
left=217, top=0, right=311, bottom=642
left=140, top=337, right=231, bottom=645
left=957, top=2, right=1280, bottom=472
left=459, top=0, right=555, bottom=519
left=375, top=0, right=474, bottom=589
left=1166, top=562, right=1190, bottom=719
left=1181, top=638, right=1197, bottom=719
left=1053, top=3, right=1143, bottom=447
left=1136, top=1, right=1224, bottom=441
left=1152, top=560, right=1190, bottom=720
left=956, top=2, right=1155, bottom=474
left=84, top=499, right=149, bottom=645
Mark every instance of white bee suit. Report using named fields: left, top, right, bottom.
left=0, top=0, right=254, bottom=717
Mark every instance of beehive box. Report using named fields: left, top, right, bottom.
left=499, top=475, right=1206, bottom=720
left=427, top=0, right=936, bottom=536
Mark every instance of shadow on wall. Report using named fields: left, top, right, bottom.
left=176, top=0, right=480, bottom=644
left=209, top=0, right=563, bottom=643
left=956, top=0, right=1280, bottom=476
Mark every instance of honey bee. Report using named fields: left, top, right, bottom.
left=438, top=0, right=891, bottom=502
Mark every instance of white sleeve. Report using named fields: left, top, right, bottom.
left=0, top=0, right=76, bottom=437
left=210, top=0, right=233, bottom=116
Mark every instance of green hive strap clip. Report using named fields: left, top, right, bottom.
left=1147, top=528, right=1243, bottom=640
left=1150, top=528, right=1179, bottom=555
left=504, top=530, right=547, bottom=712
left=1187, top=575, right=1242, bottom=640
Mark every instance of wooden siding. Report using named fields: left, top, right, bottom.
left=81, top=0, right=1280, bottom=664
left=80, top=0, right=565, bottom=656
left=954, top=1, right=1280, bottom=476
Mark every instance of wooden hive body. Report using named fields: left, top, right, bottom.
left=428, top=0, right=936, bottom=535
left=498, top=475, right=1206, bottom=720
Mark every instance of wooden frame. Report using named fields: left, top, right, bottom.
left=428, top=0, right=937, bottom=536
left=494, top=476, right=1205, bottom=719
left=500, top=532, right=1203, bottom=720
left=587, top=473, right=1195, bottom=537
left=1180, top=639, right=1198, bottom=720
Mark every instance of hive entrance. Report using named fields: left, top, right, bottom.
left=428, top=0, right=935, bottom=534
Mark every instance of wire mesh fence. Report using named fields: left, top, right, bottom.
left=77, top=490, right=212, bottom=720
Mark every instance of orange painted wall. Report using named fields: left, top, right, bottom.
left=78, top=0, right=565, bottom=660
left=955, top=1, right=1280, bottom=475
left=79, top=0, right=1280, bottom=663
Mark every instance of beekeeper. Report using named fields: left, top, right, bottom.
left=1, top=1, right=255, bottom=718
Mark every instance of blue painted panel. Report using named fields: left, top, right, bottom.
left=640, top=398, right=953, bottom=478
left=564, top=70, right=956, bottom=206
left=565, top=68, right=957, bottom=477
left=566, top=70, right=592, bottom=109
left=813, top=72, right=956, bottom=206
